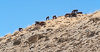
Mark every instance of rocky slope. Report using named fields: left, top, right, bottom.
left=0, top=10, right=100, bottom=52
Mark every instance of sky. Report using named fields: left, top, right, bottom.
left=0, top=0, right=100, bottom=37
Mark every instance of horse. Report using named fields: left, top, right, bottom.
left=65, top=13, right=71, bottom=17
left=35, top=21, right=40, bottom=25
left=46, top=16, right=49, bottom=20
left=53, top=15, right=57, bottom=19
left=19, top=28, right=23, bottom=31
left=72, top=9, right=78, bottom=13
left=35, top=21, right=46, bottom=26
left=39, top=21, right=46, bottom=26
left=70, top=13, right=77, bottom=17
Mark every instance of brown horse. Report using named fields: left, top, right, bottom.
left=35, top=21, right=46, bottom=26
left=19, top=28, right=23, bottom=31
left=35, top=21, right=40, bottom=25
left=72, top=9, right=78, bottom=13
left=65, top=13, right=71, bottom=17
left=70, top=13, right=77, bottom=17
left=53, top=15, right=57, bottom=19
left=39, top=21, right=46, bottom=26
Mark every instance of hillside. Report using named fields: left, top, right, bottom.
left=0, top=10, right=100, bottom=52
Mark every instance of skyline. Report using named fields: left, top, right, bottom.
left=0, top=0, right=100, bottom=37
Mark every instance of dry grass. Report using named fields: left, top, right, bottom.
left=57, top=38, right=67, bottom=43
left=28, top=35, right=39, bottom=43
left=86, top=31, right=95, bottom=37
left=6, top=38, right=11, bottom=43
left=29, top=26, right=40, bottom=31
left=46, top=28, right=53, bottom=31
left=83, top=26, right=88, bottom=29
left=12, top=31, right=19, bottom=36
left=28, top=34, right=45, bottom=44
left=0, top=38, right=3, bottom=42
left=13, top=39, right=21, bottom=46
left=90, top=17, right=100, bottom=23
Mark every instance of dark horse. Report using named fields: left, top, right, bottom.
left=19, top=28, right=23, bottom=31
left=46, top=16, right=49, bottom=20
left=35, top=21, right=46, bottom=26
left=70, top=13, right=77, bottom=17
left=53, top=15, right=57, bottom=19
left=65, top=13, right=71, bottom=17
